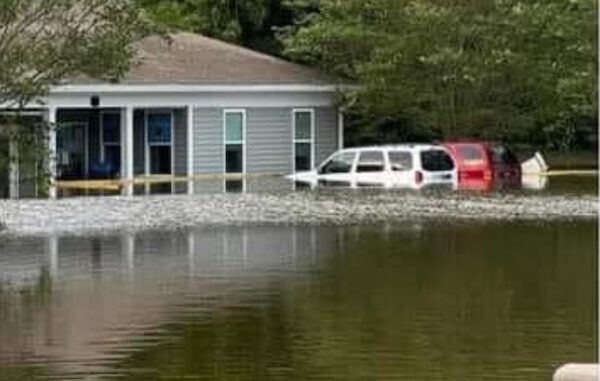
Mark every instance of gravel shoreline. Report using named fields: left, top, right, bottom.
left=0, top=191, right=597, bottom=236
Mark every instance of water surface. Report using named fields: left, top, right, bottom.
left=0, top=221, right=595, bottom=380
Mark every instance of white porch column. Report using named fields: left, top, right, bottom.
left=187, top=105, right=194, bottom=194
left=337, top=109, right=345, bottom=149
left=121, top=106, right=134, bottom=196
left=8, top=137, right=19, bottom=199
left=46, top=107, right=57, bottom=199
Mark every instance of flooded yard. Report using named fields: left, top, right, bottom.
left=0, top=221, right=596, bottom=380
left=0, top=176, right=596, bottom=380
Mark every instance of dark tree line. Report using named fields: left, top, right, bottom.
left=138, top=0, right=597, bottom=151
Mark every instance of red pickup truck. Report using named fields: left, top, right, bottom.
left=442, top=142, right=521, bottom=190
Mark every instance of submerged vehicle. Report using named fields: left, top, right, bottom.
left=442, top=142, right=522, bottom=190
left=287, top=145, right=458, bottom=189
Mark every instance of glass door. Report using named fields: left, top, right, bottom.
left=57, top=122, right=88, bottom=179
left=146, top=112, right=173, bottom=175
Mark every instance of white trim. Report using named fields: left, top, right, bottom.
left=51, top=84, right=343, bottom=94
left=122, top=106, right=134, bottom=196
left=223, top=109, right=246, bottom=174
left=47, top=107, right=57, bottom=199
left=187, top=105, right=194, bottom=178
left=143, top=110, right=149, bottom=176
left=292, top=108, right=315, bottom=172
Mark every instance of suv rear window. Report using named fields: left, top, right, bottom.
left=421, top=150, right=454, bottom=171
left=457, top=145, right=484, bottom=162
left=356, top=151, right=385, bottom=172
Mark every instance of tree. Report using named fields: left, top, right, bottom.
left=0, top=0, right=148, bottom=195
left=282, top=0, right=597, bottom=148
left=136, top=0, right=319, bottom=55
left=0, top=0, right=147, bottom=107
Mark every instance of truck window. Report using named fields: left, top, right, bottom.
left=356, top=151, right=385, bottom=172
left=421, top=150, right=454, bottom=171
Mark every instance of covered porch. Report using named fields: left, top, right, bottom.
left=48, top=106, right=194, bottom=197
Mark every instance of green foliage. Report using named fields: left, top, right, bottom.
left=0, top=0, right=149, bottom=194
left=282, top=0, right=597, bottom=149
left=0, top=0, right=149, bottom=107
left=136, top=0, right=319, bottom=54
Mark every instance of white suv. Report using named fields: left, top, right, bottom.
left=287, top=145, right=457, bottom=189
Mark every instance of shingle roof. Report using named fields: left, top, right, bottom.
left=70, top=33, right=332, bottom=85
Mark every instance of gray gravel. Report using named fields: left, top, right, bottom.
left=0, top=190, right=597, bottom=236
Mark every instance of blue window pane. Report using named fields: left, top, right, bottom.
left=103, top=114, right=121, bottom=144
left=148, top=114, right=172, bottom=144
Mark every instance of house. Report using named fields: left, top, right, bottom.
left=3, top=32, right=344, bottom=198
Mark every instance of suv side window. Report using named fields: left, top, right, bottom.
left=388, top=151, right=413, bottom=171
left=421, top=150, right=455, bottom=171
left=318, top=152, right=356, bottom=174
left=356, top=151, right=385, bottom=173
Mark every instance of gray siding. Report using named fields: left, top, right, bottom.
left=246, top=108, right=293, bottom=174
left=193, top=108, right=223, bottom=174
left=173, top=109, right=187, bottom=175
left=315, top=107, right=338, bottom=165
left=191, top=106, right=338, bottom=175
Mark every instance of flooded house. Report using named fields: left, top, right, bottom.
left=0, top=33, right=344, bottom=198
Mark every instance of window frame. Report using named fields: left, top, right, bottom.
left=99, top=110, right=121, bottom=163
left=144, top=110, right=175, bottom=176
left=292, top=108, right=315, bottom=172
left=223, top=109, right=246, bottom=174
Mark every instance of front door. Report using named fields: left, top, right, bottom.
left=57, top=122, right=88, bottom=179
left=146, top=112, right=173, bottom=175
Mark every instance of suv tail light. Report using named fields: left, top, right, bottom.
left=415, top=171, right=423, bottom=185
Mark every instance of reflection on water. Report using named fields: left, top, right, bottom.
left=0, top=221, right=595, bottom=380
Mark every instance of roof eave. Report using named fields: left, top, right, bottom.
left=50, top=83, right=356, bottom=94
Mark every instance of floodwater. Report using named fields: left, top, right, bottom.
left=0, top=219, right=596, bottom=380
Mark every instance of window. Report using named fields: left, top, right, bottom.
left=388, top=151, right=413, bottom=171
left=318, top=152, right=356, bottom=174
left=225, top=111, right=245, bottom=173
left=101, top=112, right=121, bottom=175
left=102, top=113, right=120, bottom=144
left=356, top=151, right=385, bottom=172
left=421, top=150, right=455, bottom=171
left=293, top=110, right=314, bottom=171
left=148, top=113, right=172, bottom=144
